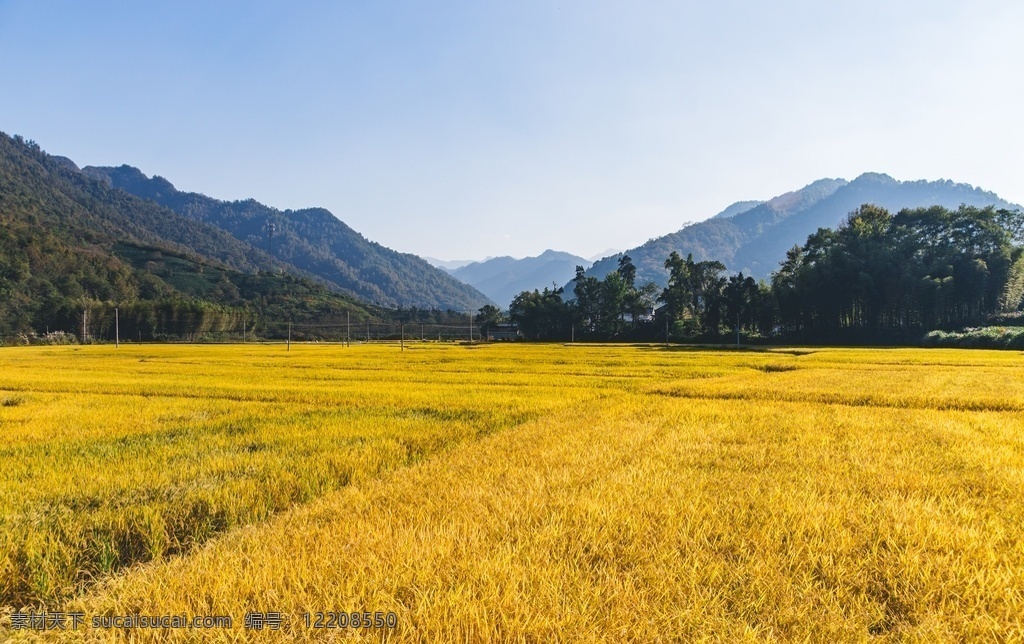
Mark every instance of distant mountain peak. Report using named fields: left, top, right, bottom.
left=450, top=249, right=590, bottom=308
left=764, top=178, right=848, bottom=214
left=84, top=164, right=178, bottom=200
left=852, top=172, right=897, bottom=185
left=581, top=174, right=1021, bottom=288
left=536, top=248, right=584, bottom=261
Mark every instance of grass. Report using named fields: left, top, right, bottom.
left=923, top=326, right=1024, bottom=349
left=1, top=343, right=1023, bottom=641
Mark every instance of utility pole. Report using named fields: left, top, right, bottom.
left=267, top=222, right=276, bottom=258
left=115, top=307, right=119, bottom=349
left=469, top=311, right=474, bottom=343
left=347, top=311, right=351, bottom=348
left=82, top=309, right=88, bottom=344
left=571, top=325, right=574, bottom=343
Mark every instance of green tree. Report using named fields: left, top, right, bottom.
left=474, top=304, right=504, bottom=337
left=508, top=287, right=571, bottom=340
left=659, top=251, right=694, bottom=322
left=617, top=254, right=637, bottom=288
left=689, top=259, right=727, bottom=335
left=724, top=272, right=758, bottom=338
left=598, top=270, right=629, bottom=336
left=572, top=265, right=603, bottom=334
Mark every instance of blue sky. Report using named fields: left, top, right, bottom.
left=2, top=1, right=1022, bottom=260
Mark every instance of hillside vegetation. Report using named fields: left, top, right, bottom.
left=0, top=132, right=379, bottom=338
left=510, top=204, right=1024, bottom=344
left=587, top=173, right=1022, bottom=286
left=86, top=164, right=492, bottom=311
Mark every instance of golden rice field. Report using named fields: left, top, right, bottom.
left=1, top=342, right=1023, bottom=641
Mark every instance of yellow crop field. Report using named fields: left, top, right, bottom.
left=2, top=343, right=1023, bottom=641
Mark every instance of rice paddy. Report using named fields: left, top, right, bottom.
left=1, top=343, right=1023, bottom=641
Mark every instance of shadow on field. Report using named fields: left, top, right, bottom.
left=630, top=344, right=819, bottom=357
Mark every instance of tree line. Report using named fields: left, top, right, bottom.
left=493, top=204, right=1024, bottom=344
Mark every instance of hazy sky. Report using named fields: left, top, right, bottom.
left=2, top=1, right=1022, bottom=260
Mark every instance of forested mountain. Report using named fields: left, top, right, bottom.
left=86, top=165, right=492, bottom=311
left=772, top=204, right=1024, bottom=340
left=0, top=132, right=378, bottom=338
left=509, top=204, right=1024, bottom=344
left=586, top=174, right=1021, bottom=286
left=450, top=249, right=589, bottom=309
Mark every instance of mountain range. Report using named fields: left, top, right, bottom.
left=5, top=127, right=1022, bottom=326
left=0, top=132, right=383, bottom=337
left=84, top=165, right=491, bottom=311
left=424, top=257, right=488, bottom=271
left=584, top=173, right=1022, bottom=288
left=449, top=250, right=590, bottom=309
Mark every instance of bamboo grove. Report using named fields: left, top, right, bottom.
left=506, top=204, right=1024, bottom=343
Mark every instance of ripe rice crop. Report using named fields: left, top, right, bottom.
left=1, top=343, right=1023, bottom=641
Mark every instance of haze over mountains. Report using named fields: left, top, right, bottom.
left=423, top=257, right=486, bottom=271
left=584, top=173, right=1023, bottom=288
left=449, top=250, right=590, bottom=309
left=429, top=250, right=627, bottom=309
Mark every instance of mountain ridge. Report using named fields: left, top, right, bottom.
left=86, top=165, right=493, bottom=311
left=0, top=131, right=378, bottom=337
left=450, top=249, right=590, bottom=309
left=584, top=173, right=1021, bottom=288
